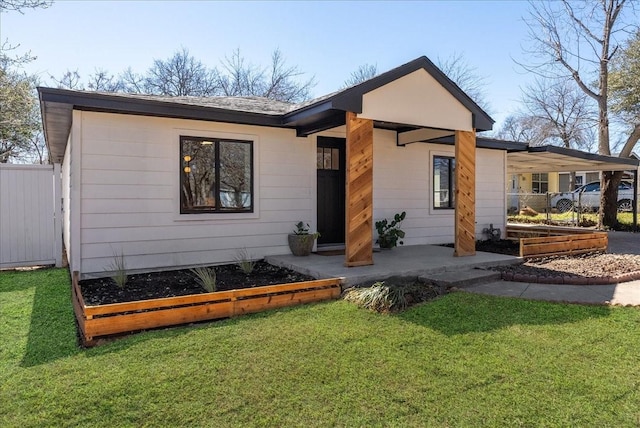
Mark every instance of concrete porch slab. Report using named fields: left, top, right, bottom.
left=267, top=244, right=520, bottom=286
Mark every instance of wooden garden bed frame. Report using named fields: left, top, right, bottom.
left=506, top=224, right=607, bottom=259
left=72, top=271, right=342, bottom=346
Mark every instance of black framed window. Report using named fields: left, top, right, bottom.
left=434, top=156, right=455, bottom=209
left=180, top=136, right=253, bottom=214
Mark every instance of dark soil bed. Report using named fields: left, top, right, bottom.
left=80, top=261, right=314, bottom=306
left=442, top=239, right=520, bottom=256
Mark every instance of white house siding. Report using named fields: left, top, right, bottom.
left=372, top=130, right=506, bottom=245
left=76, top=111, right=314, bottom=278
left=61, top=138, right=71, bottom=266
left=72, top=112, right=506, bottom=277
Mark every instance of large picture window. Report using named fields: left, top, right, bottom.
left=434, top=156, right=455, bottom=209
left=180, top=136, right=253, bottom=214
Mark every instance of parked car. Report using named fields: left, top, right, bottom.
left=550, top=181, right=635, bottom=213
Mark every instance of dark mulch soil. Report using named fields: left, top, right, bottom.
left=442, top=239, right=520, bottom=256
left=80, top=261, right=314, bottom=306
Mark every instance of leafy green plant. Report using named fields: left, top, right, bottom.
left=375, top=211, right=406, bottom=249
left=293, top=221, right=320, bottom=239
left=190, top=267, right=216, bottom=292
left=107, top=250, right=128, bottom=288
left=235, top=248, right=256, bottom=275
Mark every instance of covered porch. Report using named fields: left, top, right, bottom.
left=285, top=57, right=495, bottom=267
left=267, top=244, right=518, bottom=286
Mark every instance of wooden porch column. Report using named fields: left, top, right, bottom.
left=345, top=111, right=374, bottom=267
left=454, top=129, right=476, bottom=256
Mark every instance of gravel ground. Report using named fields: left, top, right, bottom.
left=493, top=252, right=640, bottom=279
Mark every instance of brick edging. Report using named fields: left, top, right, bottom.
left=501, top=271, right=640, bottom=285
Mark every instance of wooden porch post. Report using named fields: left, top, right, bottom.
left=454, top=129, right=476, bottom=256
left=345, top=111, right=374, bottom=267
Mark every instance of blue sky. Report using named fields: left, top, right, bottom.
left=2, top=1, right=536, bottom=130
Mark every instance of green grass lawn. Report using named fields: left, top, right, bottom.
left=2, top=268, right=640, bottom=427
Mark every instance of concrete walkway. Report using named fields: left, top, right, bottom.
left=462, top=230, right=640, bottom=306
left=461, top=279, right=640, bottom=306
left=267, top=244, right=519, bottom=286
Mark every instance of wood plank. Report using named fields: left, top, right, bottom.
left=83, top=286, right=341, bottom=338
left=84, top=278, right=341, bottom=316
left=454, top=130, right=476, bottom=257
left=519, top=232, right=608, bottom=258
left=85, top=302, right=236, bottom=337
left=345, top=111, right=373, bottom=267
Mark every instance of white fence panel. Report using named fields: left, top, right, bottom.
left=0, top=164, right=62, bottom=268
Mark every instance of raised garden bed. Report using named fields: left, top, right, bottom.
left=505, top=225, right=608, bottom=258
left=72, top=262, right=342, bottom=346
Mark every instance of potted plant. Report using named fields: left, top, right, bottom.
left=375, top=211, right=406, bottom=249
left=287, top=222, right=320, bottom=256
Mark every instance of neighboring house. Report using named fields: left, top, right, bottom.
left=38, top=56, right=638, bottom=279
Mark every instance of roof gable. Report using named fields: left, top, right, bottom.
left=359, top=69, right=473, bottom=131
left=285, top=56, right=494, bottom=133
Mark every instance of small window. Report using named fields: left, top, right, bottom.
left=180, top=136, right=253, bottom=214
left=531, top=173, right=548, bottom=193
left=317, top=147, right=340, bottom=170
left=434, top=156, right=455, bottom=209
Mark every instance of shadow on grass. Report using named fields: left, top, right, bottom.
left=21, top=269, right=81, bottom=367
left=397, top=292, right=612, bottom=336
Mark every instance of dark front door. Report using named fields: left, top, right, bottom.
left=317, top=137, right=345, bottom=245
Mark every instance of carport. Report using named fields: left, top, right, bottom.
left=506, top=144, right=639, bottom=228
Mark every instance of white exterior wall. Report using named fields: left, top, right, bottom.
left=76, top=111, right=314, bottom=278
left=61, top=138, right=71, bottom=265
left=68, top=112, right=506, bottom=277
left=371, top=129, right=506, bottom=245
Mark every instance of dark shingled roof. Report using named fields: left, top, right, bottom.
left=39, top=55, right=499, bottom=162
left=75, top=91, right=299, bottom=115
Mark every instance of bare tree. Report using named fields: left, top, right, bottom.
left=87, top=69, right=123, bottom=92
left=522, top=0, right=636, bottom=227
left=261, top=49, right=314, bottom=102
left=495, top=114, right=549, bottom=146
left=523, top=78, right=595, bottom=148
left=142, top=47, right=220, bottom=96
left=0, top=0, right=50, bottom=12
left=437, top=52, right=491, bottom=113
left=523, top=78, right=596, bottom=189
left=343, top=63, right=378, bottom=88
left=219, top=48, right=314, bottom=102
left=119, top=67, right=146, bottom=94
left=51, top=69, right=82, bottom=89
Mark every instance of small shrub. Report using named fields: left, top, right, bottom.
left=344, top=281, right=410, bottom=312
left=235, top=248, right=256, bottom=275
left=107, top=251, right=128, bottom=288
left=344, top=279, right=444, bottom=313
left=190, top=266, right=217, bottom=292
